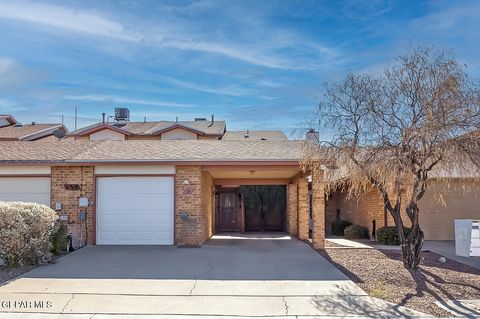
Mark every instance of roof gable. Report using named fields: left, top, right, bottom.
left=70, top=124, right=131, bottom=137
left=0, top=114, right=17, bottom=127
left=151, top=123, right=205, bottom=136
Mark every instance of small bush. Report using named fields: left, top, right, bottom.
left=331, top=219, right=352, bottom=236
left=376, top=226, right=411, bottom=245
left=344, top=225, right=369, bottom=239
left=0, top=202, right=58, bottom=267
left=51, top=223, right=69, bottom=255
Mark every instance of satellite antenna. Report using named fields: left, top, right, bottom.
left=53, top=129, right=66, bottom=140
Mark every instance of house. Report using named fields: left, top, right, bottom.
left=67, top=109, right=287, bottom=141
left=68, top=118, right=226, bottom=141
left=0, top=114, right=68, bottom=141
left=0, top=139, right=325, bottom=249
left=325, top=178, right=480, bottom=240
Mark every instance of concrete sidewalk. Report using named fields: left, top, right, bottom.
left=423, top=240, right=480, bottom=270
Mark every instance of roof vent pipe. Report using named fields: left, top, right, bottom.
left=102, top=113, right=106, bottom=123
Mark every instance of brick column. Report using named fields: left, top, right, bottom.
left=286, top=183, right=298, bottom=236
left=51, top=166, right=95, bottom=247
left=175, top=165, right=208, bottom=246
left=312, top=170, right=325, bottom=249
left=297, top=176, right=309, bottom=240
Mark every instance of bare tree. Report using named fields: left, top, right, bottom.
left=303, top=47, right=480, bottom=269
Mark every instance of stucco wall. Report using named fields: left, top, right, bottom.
left=419, top=179, right=480, bottom=240
left=161, top=128, right=198, bottom=140
left=89, top=129, right=125, bottom=141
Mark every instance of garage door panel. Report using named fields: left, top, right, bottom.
left=0, top=177, right=50, bottom=206
left=98, top=178, right=173, bottom=194
left=96, top=176, right=174, bottom=245
left=97, top=194, right=173, bottom=211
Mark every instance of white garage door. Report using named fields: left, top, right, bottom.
left=0, top=177, right=50, bottom=206
left=96, top=176, right=174, bottom=245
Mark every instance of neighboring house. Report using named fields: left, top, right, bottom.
left=0, top=115, right=68, bottom=141
left=222, top=130, right=288, bottom=141
left=0, top=139, right=325, bottom=249
left=325, top=178, right=480, bottom=240
left=68, top=118, right=226, bottom=141
left=67, top=109, right=287, bottom=141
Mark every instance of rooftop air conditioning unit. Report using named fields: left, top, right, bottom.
left=114, top=108, right=130, bottom=122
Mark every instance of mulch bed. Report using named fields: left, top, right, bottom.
left=319, top=248, right=480, bottom=317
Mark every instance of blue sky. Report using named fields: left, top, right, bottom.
left=0, top=0, right=479, bottom=137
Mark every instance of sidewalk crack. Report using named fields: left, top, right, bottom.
left=189, top=279, right=198, bottom=295
left=282, top=296, right=289, bottom=315
left=61, top=293, right=75, bottom=313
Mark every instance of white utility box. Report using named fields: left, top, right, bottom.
left=471, top=220, right=480, bottom=257
left=455, top=219, right=480, bottom=257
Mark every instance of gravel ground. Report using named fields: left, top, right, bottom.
left=319, top=248, right=480, bottom=317
left=0, top=264, right=37, bottom=286
left=325, top=240, right=348, bottom=248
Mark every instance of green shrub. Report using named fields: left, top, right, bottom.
left=0, top=202, right=58, bottom=267
left=331, top=219, right=352, bottom=236
left=51, top=223, right=68, bottom=255
left=344, top=225, right=369, bottom=239
left=376, top=226, right=411, bottom=245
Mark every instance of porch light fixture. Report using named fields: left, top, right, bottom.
left=183, top=180, right=189, bottom=185
left=249, top=170, right=255, bottom=175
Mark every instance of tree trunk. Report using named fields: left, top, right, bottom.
left=400, top=226, right=424, bottom=269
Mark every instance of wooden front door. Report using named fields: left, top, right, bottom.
left=217, top=191, right=239, bottom=232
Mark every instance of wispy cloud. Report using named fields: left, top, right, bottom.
left=158, top=38, right=293, bottom=70
left=157, top=75, right=252, bottom=97
left=0, top=1, right=136, bottom=41
left=0, top=57, right=46, bottom=91
left=0, top=1, right=337, bottom=70
left=0, top=57, right=16, bottom=74
left=64, top=95, right=195, bottom=108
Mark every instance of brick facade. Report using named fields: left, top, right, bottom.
left=326, top=185, right=413, bottom=237
left=50, top=166, right=95, bottom=248
left=311, top=170, right=325, bottom=249
left=175, top=165, right=211, bottom=246
left=202, top=170, right=215, bottom=238
left=297, top=175, right=309, bottom=240
left=47, top=164, right=322, bottom=248
left=286, top=183, right=298, bottom=236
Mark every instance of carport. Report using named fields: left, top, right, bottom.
left=201, top=163, right=325, bottom=249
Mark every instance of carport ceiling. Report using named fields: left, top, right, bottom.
left=207, top=170, right=300, bottom=179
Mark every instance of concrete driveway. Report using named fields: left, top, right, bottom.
left=0, top=233, right=424, bottom=318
